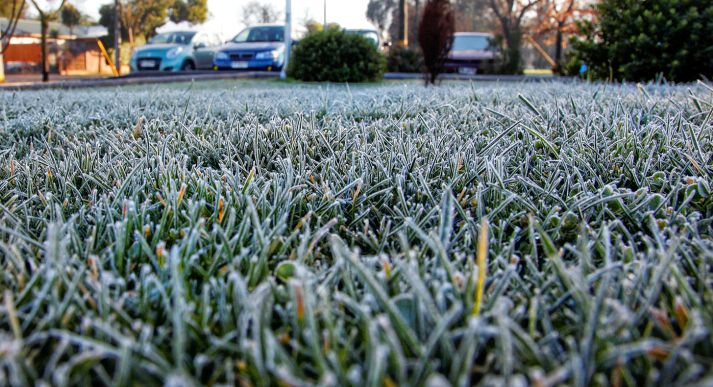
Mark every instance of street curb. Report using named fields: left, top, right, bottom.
left=384, top=73, right=575, bottom=82
left=1, top=71, right=573, bottom=91
left=0, top=71, right=280, bottom=91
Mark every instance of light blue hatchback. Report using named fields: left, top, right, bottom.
left=130, top=31, right=222, bottom=72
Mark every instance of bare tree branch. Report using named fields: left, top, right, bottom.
left=488, top=0, right=505, bottom=23
left=28, top=0, right=66, bottom=82
left=516, top=0, right=540, bottom=24
left=1, top=0, right=26, bottom=53
left=28, top=0, right=66, bottom=18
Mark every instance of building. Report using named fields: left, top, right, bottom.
left=0, top=17, right=110, bottom=75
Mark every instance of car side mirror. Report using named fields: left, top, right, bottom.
left=194, top=42, right=206, bottom=49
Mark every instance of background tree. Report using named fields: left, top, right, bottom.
left=487, top=0, right=541, bottom=74
left=366, top=0, right=396, bottom=42
left=1, top=0, right=26, bottom=54
left=388, top=1, right=418, bottom=47
left=452, top=0, right=493, bottom=32
left=99, top=0, right=207, bottom=46
left=418, top=0, right=454, bottom=84
left=543, top=0, right=574, bottom=68
left=100, top=1, right=166, bottom=46
left=297, top=9, right=322, bottom=33
left=241, top=1, right=280, bottom=26
left=527, top=0, right=590, bottom=72
left=1, top=0, right=27, bottom=17
left=302, top=19, right=323, bottom=34
left=123, top=0, right=170, bottom=44
left=60, top=1, right=81, bottom=35
left=570, top=0, right=713, bottom=82
left=29, top=0, right=66, bottom=82
left=170, top=0, right=207, bottom=25
left=98, top=3, right=122, bottom=42
left=369, top=0, right=440, bottom=47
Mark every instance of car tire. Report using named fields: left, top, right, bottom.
left=181, top=61, right=196, bottom=71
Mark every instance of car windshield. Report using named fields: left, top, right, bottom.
left=452, top=35, right=490, bottom=51
left=232, top=26, right=284, bottom=43
left=149, top=32, right=196, bottom=45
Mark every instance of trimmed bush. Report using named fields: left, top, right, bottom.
left=570, top=0, right=713, bottom=82
left=287, top=28, right=386, bottom=82
left=386, top=46, right=424, bottom=73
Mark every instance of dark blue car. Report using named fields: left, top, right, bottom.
left=214, top=25, right=287, bottom=71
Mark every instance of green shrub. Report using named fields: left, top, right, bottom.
left=562, top=51, right=585, bottom=77
left=570, top=0, right=713, bottom=82
left=386, top=46, right=423, bottom=73
left=491, top=32, right=523, bottom=75
left=287, top=28, right=386, bottom=82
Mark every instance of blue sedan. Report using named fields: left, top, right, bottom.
left=214, top=25, right=286, bottom=72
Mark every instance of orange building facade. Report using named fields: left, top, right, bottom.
left=1, top=18, right=110, bottom=75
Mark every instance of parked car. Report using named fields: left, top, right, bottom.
left=213, top=25, right=289, bottom=71
left=343, top=29, right=389, bottom=50
left=444, top=32, right=496, bottom=75
left=130, top=31, right=222, bottom=72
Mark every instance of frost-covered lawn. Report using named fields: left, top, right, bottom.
left=1, top=80, right=712, bottom=386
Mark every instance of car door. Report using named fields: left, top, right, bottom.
left=192, top=34, right=213, bottom=69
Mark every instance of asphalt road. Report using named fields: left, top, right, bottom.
left=0, top=71, right=570, bottom=91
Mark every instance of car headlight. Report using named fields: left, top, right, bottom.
left=166, top=46, right=184, bottom=59
left=215, top=51, right=229, bottom=61
left=255, top=49, right=281, bottom=60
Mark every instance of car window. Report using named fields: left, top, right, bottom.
left=361, top=31, right=379, bottom=45
left=346, top=30, right=379, bottom=47
left=452, top=35, right=490, bottom=51
left=149, top=31, right=196, bottom=45
left=232, top=26, right=284, bottom=43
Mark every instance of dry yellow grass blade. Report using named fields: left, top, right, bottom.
left=177, top=184, right=187, bottom=207
left=217, top=196, right=225, bottom=223
left=473, top=218, right=489, bottom=316
left=4, top=290, right=22, bottom=339
left=133, top=116, right=144, bottom=140
left=294, top=284, right=305, bottom=323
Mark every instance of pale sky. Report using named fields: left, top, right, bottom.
left=76, top=0, right=373, bottom=39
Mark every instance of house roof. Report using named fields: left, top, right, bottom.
left=0, top=17, right=107, bottom=39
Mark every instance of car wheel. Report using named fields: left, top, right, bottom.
left=181, top=61, right=196, bottom=71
